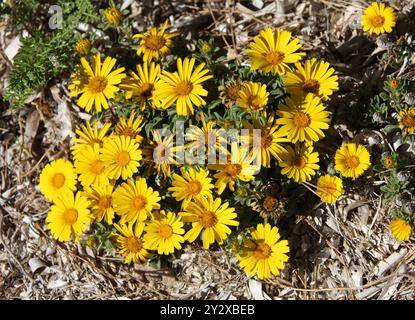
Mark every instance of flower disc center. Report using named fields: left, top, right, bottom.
left=176, top=81, right=193, bottom=96
left=132, top=195, right=147, bottom=211
left=302, top=79, right=320, bottom=94
left=253, top=242, right=272, bottom=259
left=89, top=76, right=108, bottom=93
left=64, top=208, right=78, bottom=224
left=159, top=224, right=173, bottom=239
left=144, top=35, right=167, bottom=51
left=186, top=181, right=202, bottom=195
left=52, top=173, right=66, bottom=188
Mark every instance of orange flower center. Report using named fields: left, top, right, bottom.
left=225, top=163, right=242, bottom=177
left=76, top=39, right=91, bottom=55
left=292, top=155, right=307, bottom=169
left=402, top=113, right=415, bottom=128
left=125, top=236, right=143, bottom=253
left=263, top=196, right=278, bottom=211
left=105, top=8, right=122, bottom=22
left=64, top=208, right=78, bottom=224
left=200, top=210, right=218, bottom=228
left=98, top=195, right=112, bottom=209
left=144, top=35, right=167, bottom=51
left=261, top=131, right=273, bottom=148
left=390, top=79, right=399, bottom=89
left=383, top=157, right=395, bottom=168
left=159, top=224, right=173, bottom=239
left=137, top=83, right=154, bottom=99
left=248, top=95, right=264, bottom=110
left=264, top=50, right=285, bottom=65
left=253, top=242, right=272, bottom=259
left=293, top=111, right=310, bottom=128
left=186, top=181, right=202, bottom=195
left=132, top=195, right=147, bottom=211
left=225, top=83, right=242, bottom=101
left=344, top=155, right=360, bottom=169
left=302, top=79, right=320, bottom=95
left=88, top=76, right=108, bottom=93
left=201, top=42, right=212, bottom=52
left=154, top=143, right=169, bottom=161
left=117, top=151, right=131, bottom=166
left=372, top=15, right=385, bottom=27
left=90, top=160, right=104, bottom=175
left=223, top=120, right=234, bottom=129
left=52, top=173, right=66, bottom=188
left=175, top=80, right=193, bottom=96
left=321, top=182, right=337, bottom=195
left=88, top=138, right=104, bottom=147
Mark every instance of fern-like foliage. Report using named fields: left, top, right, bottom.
left=4, top=0, right=99, bottom=109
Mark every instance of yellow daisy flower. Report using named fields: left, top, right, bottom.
left=142, top=130, right=178, bottom=179
left=115, top=111, right=144, bottom=144
left=101, top=135, right=142, bottom=180
left=71, top=121, right=112, bottom=159
left=398, top=107, right=415, bottom=136
left=208, top=147, right=259, bottom=195
left=316, top=175, right=344, bottom=204
left=246, top=27, right=305, bottom=74
left=390, top=219, right=412, bottom=242
left=39, top=159, right=77, bottom=202
left=74, top=144, right=109, bottom=187
left=276, top=94, right=330, bottom=144
left=168, top=167, right=214, bottom=209
left=243, top=112, right=288, bottom=167
left=285, top=58, right=339, bottom=100
left=75, top=38, right=91, bottom=56
left=236, top=223, right=289, bottom=279
left=46, top=191, right=91, bottom=242
left=237, top=81, right=269, bottom=113
left=335, top=143, right=371, bottom=179
left=133, top=19, right=179, bottom=62
left=143, top=211, right=185, bottom=255
left=69, top=54, right=126, bottom=113
left=84, top=184, right=115, bottom=225
left=362, top=2, right=396, bottom=35
left=279, top=143, right=320, bottom=182
left=113, top=222, right=152, bottom=264
left=219, top=79, right=244, bottom=108
left=120, top=62, right=161, bottom=110
left=113, top=178, right=161, bottom=224
left=155, top=57, right=213, bottom=115
left=104, top=6, right=123, bottom=26
left=180, top=196, right=239, bottom=249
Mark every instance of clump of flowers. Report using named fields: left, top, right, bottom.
left=39, top=14, right=382, bottom=282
